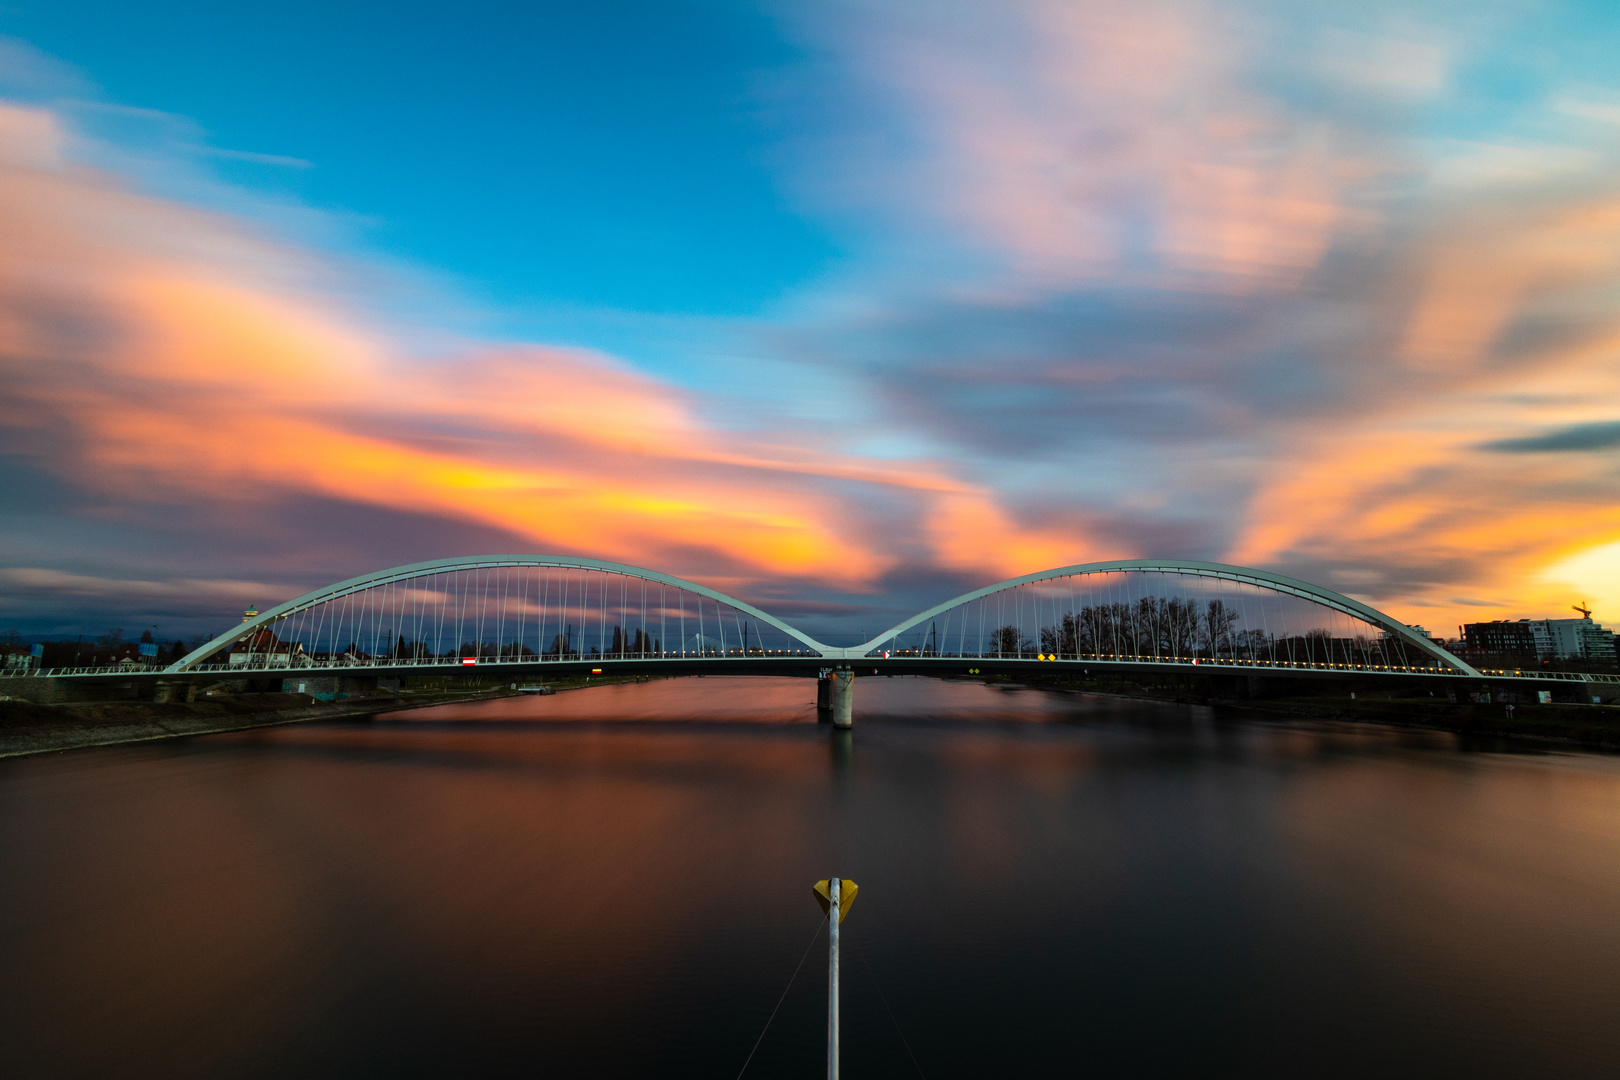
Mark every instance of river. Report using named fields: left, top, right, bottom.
left=2, top=676, right=1619, bottom=1077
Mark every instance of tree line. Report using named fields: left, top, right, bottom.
left=2, top=629, right=213, bottom=668
left=968, top=598, right=1418, bottom=666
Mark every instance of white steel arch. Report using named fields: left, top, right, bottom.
left=856, top=559, right=1483, bottom=676
left=166, top=554, right=832, bottom=672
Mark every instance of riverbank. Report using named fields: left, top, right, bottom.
left=0, top=691, right=482, bottom=759
left=0, top=674, right=666, bottom=759
left=6, top=673, right=1618, bottom=759
left=1220, top=694, right=1620, bottom=749
left=992, top=674, right=1620, bottom=750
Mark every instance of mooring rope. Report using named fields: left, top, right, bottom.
left=734, top=912, right=829, bottom=1079
left=854, top=942, right=928, bottom=1079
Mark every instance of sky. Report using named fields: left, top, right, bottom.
left=2, top=0, right=1620, bottom=643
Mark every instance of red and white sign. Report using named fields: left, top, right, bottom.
left=461, top=657, right=477, bottom=666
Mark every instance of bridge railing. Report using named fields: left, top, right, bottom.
left=1473, top=668, right=1620, bottom=684
left=12, top=653, right=1620, bottom=683
left=884, top=651, right=1620, bottom=682
left=3, top=664, right=172, bottom=678
left=26, top=650, right=829, bottom=676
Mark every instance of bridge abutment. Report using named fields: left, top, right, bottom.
left=152, top=680, right=197, bottom=704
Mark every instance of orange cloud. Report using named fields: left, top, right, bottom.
left=0, top=102, right=1088, bottom=601
left=1232, top=196, right=1620, bottom=629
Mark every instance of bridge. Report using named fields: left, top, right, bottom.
left=8, top=555, right=1619, bottom=723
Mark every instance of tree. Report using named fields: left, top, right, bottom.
left=988, top=625, right=1030, bottom=657
left=1203, top=600, right=1239, bottom=656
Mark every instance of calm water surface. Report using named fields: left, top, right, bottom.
left=3, top=677, right=1620, bottom=1077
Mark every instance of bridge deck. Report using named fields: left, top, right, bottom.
left=10, top=654, right=1619, bottom=686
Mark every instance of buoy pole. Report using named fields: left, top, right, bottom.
left=827, top=876, right=841, bottom=1080
left=812, top=877, right=856, bottom=1079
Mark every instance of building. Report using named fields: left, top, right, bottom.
left=1527, top=617, right=1615, bottom=662
left=1463, top=615, right=1618, bottom=665
left=1576, top=621, right=1618, bottom=665
left=1405, top=625, right=1448, bottom=647
left=1459, top=619, right=1537, bottom=659
left=229, top=628, right=305, bottom=666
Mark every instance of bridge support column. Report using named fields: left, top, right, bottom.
left=1583, top=678, right=1618, bottom=705
left=152, top=680, right=185, bottom=704
left=832, top=667, right=854, bottom=729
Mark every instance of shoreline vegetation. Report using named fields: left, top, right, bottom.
left=1, top=673, right=1617, bottom=759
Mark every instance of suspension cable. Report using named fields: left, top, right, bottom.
left=735, top=913, right=827, bottom=1079
left=852, top=940, right=927, bottom=1078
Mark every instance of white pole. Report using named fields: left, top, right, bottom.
left=828, top=876, right=841, bottom=1080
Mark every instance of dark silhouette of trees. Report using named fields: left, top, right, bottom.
left=1203, top=600, right=1239, bottom=655
left=545, top=627, right=577, bottom=657
left=606, top=625, right=662, bottom=657
left=988, top=625, right=1032, bottom=657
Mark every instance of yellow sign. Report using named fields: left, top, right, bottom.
left=813, top=879, right=859, bottom=923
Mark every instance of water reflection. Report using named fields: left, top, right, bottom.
left=0, top=677, right=1617, bottom=1078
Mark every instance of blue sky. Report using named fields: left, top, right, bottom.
left=3, top=0, right=1620, bottom=640
left=2, top=0, right=838, bottom=318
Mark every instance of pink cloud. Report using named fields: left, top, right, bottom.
left=787, top=0, right=1360, bottom=291
left=0, top=102, right=1093, bottom=612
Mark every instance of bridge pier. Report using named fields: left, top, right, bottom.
left=152, top=680, right=196, bottom=704
left=831, top=667, right=854, bottom=729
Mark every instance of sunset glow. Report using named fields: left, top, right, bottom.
left=3, top=2, right=1620, bottom=641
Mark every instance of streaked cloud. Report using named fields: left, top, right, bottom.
left=0, top=568, right=272, bottom=602
left=764, top=0, right=1620, bottom=627
left=1482, top=421, right=1620, bottom=453
left=6, top=2, right=1620, bottom=638
left=0, top=100, right=1080, bottom=633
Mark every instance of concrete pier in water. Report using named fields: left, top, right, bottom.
left=816, top=668, right=855, bottom=728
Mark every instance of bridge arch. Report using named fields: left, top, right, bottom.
left=857, top=559, right=1481, bottom=676
left=167, top=555, right=830, bottom=673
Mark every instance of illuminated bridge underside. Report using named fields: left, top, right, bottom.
left=27, top=556, right=1619, bottom=685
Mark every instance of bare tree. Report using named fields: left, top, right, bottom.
left=1203, top=600, right=1239, bottom=656
left=988, top=625, right=1031, bottom=657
